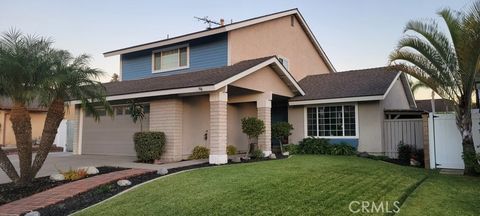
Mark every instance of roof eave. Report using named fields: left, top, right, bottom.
left=289, top=95, right=384, bottom=106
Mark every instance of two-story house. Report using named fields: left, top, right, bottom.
left=71, top=9, right=416, bottom=164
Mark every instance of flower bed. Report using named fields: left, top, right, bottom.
left=0, top=166, right=126, bottom=205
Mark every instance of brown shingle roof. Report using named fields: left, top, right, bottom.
left=415, top=99, right=454, bottom=112
left=291, top=67, right=400, bottom=101
left=0, top=97, right=47, bottom=112
left=103, top=56, right=274, bottom=97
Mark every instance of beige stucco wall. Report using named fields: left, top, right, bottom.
left=358, top=101, right=384, bottom=154
left=288, top=106, right=305, bottom=144
left=228, top=15, right=331, bottom=80
left=288, top=102, right=385, bottom=154
left=383, top=78, right=411, bottom=110
left=227, top=102, right=257, bottom=153
left=0, top=111, right=47, bottom=146
left=230, top=66, right=295, bottom=97
left=182, top=95, right=210, bottom=159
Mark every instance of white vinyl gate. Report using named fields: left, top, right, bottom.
left=429, top=113, right=480, bottom=169
left=383, top=119, right=424, bottom=158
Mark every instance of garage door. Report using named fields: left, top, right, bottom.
left=82, top=108, right=149, bottom=156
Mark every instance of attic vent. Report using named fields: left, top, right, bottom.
left=278, top=57, right=289, bottom=70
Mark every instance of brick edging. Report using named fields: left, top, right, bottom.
left=0, top=168, right=153, bottom=216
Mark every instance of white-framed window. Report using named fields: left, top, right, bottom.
left=278, top=56, right=289, bottom=70
left=306, top=104, right=357, bottom=138
left=152, top=45, right=189, bottom=73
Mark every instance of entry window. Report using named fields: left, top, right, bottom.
left=153, top=46, right=188, bottom=72
left=306, top=105, right=357, bottom=137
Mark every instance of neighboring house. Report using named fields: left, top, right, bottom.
left=415, top=99, right=454, bottom=113
left=0, top=98, right=47, bottom=147
left=70, top=9, right=416, bottom=163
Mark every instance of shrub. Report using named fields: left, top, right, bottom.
left=227, top=145, right=237, bottom=155
left=133, top=132, right=166, bottom=162
left=398, top=142, right=413, bottom=164
left=284, top=144, right=299, bottom=154
left=272, top=122, right=294, bottom=153
left=366, top=154, right=389, bottom=161
left=413, top=149, right=425, bottom=167
left=297, top=137, right=331, bottom=154
left=61, top=168, right=88, bottom=181
left=330, top=143, right=356, bottom=155
left=249, top=149, right=265, bottom=159
left=241, top=117, right=265, bottom=152
left=189, top=146, right=210, bottom=159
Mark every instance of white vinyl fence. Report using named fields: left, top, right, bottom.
left=429, top=112, right=480, bottom=169
left=383, top=119, right=424, bottom=158
left=53, top=120, right=67, bottom=152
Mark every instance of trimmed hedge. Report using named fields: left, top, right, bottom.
left=189, top=146, right=210, bottom=159
left=133, top=132, right=166, bottom=162
left=227, top=145, right=237, bottom=155
left=294, top=137, right=356, bottom=156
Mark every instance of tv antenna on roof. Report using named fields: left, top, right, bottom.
left=194, top=16, right=225, bottom=29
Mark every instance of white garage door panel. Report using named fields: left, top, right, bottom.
left=82, top=114, right=149, bottom=156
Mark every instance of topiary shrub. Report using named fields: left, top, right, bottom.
left=398, top=142, right=413, bottom=164
left=330, top=143, right=356, bottom=155
left=249, top=149, right=265, bottom=159
left=189, top=146, right=210, bottom=159
left=298, top=137, right=331, bottom=154
left=241, top=117, right=265, bottom=153
left=133, top=132, right=166, bottom=163
left=271, top=122, right=294, bottom=152
left=226, top=145, right=237, bottom=155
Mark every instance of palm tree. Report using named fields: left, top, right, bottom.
left=0, top=29, right=111, bottom=184
left=127, top=99, right=145, bottom=132
left=389, top=1, right=480, bottom=175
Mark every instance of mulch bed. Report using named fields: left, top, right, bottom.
left=0, top=166, right=126, bottom=206
left=36, top=155, right=289, bottom=216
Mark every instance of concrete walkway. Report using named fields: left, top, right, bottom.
left=0, top=152, right=208, bottom=184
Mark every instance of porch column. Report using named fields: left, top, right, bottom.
left=209, top=87, right=228, bottom=164
left=150, top=99, right=183, bottom=162
left=257, top=93, right=272, bottom=156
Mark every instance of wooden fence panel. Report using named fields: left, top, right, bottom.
left=383, top=119, right=424, bottom=158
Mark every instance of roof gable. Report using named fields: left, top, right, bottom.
left=290, top=67, right=405, bottom=105
left=72, top=56, right=303, bottom=103
left=103, top=9, right=335, bottom=72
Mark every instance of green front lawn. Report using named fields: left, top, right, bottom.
left=76, top=156, right=478, bottom=215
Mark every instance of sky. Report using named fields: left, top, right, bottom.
left=0, top=0, right=474, bottom=99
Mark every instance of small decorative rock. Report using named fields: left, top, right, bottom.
left=282, top=152, right=290, bottom=156
left=269, top=154, right=277, bottom=159
left=49, top=173, right=65, bottom=181
left=117, top=179, right=132, bottom=186
left=157, top=168, right=168, bottom=175
left=25, top=211, right=40, bottom=216
left=231, top=157, right=242, bottom=163
left=78, top=166, right=99, bottom=175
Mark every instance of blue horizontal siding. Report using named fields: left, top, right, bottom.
left=328, top=139, right=359, bottom=149
left=121, top=33, right=228, bottom=80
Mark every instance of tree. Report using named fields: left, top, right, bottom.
left=241, top=117, right=265, bottom=153
left=389, top=1, right=480, bottom=175
left=0, top=29, right=111, bottom=185
left=127, top=99, right=145, bottom=132
left=271, top=122, right=293, bottom=152
left=111, top=73, right=119, bottom=82
left=409, top=79, right=437, bottom=113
